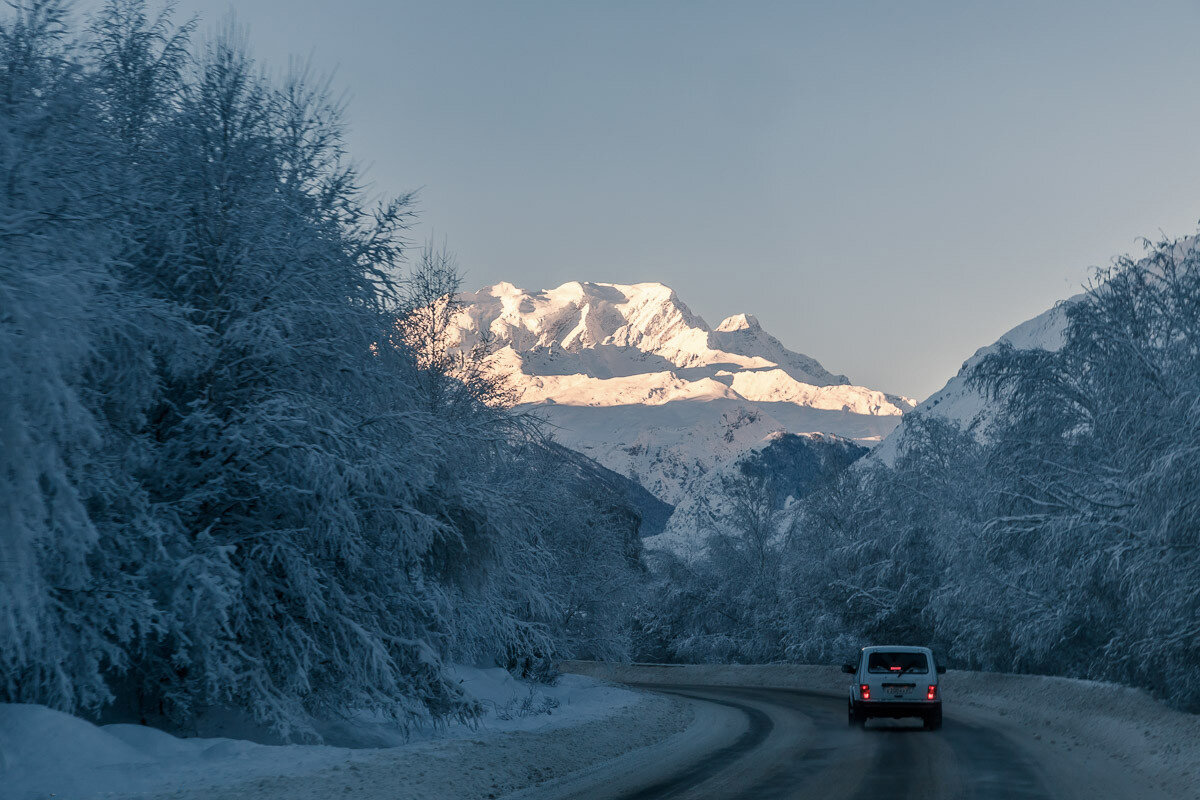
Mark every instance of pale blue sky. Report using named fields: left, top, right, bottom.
left=124, top=2, right=1200, bottom=398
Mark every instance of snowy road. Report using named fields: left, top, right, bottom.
left=625, top=685, right=1046, bottom=799
left=515, top=684, right=1047, bottom=799
left=526, top=666, right=1194, bottom=800
left=12, top=664, right=1189, bottom=799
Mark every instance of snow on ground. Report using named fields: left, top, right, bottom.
left=165, top=694, right=688, bottom=800
left=10, top=659, right=1194, bottom=800
left=948, top=669, right=1200, bottom=800
left=0, top=666, right=656, bottom=800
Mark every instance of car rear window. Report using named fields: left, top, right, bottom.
left=867, top=651, right=929, bottom=674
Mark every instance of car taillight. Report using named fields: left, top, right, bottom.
left=927, top=685, right=937, bottom=701
left=860, top=684, right=870, bottom=700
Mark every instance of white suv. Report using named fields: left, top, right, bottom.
left=843, top=645, right=945, bottom=730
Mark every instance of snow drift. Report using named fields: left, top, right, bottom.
left=0, top=667, right=641, bottom=800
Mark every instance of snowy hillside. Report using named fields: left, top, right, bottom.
left=873, top=235, right=1200, bottom=465
left=645, top=432, right=868, bottom=555
left=451, top=281, right=914, bottom=506
left=870, top=297, right=1077, bottom=465
left=541, top=441, right=674, bottom=538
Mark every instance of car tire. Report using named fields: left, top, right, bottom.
left=924, top=708, right=943, bottom=731
left=848, top=701, right=864, bottom=728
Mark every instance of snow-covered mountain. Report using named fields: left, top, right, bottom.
left=450, top=281, right=915, bottom=511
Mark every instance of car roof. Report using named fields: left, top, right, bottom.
left=860, top=645, right=933, bottom=654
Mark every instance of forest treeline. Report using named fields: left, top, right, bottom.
left=0, top=1, right=640, bottom=740
left=641, top=233, right=1200, bottom=712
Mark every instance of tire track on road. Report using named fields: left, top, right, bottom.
left=619, top=688, right=774, bottom=800
left=604, top=685, right=1057, bottom=800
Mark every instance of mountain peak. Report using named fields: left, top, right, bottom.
left=716, top=313, right=760, bottom=332
left=488, top=280, right=523, bottom=297
left=453, top=280, right=868, bottom=388
left=448, top=278, right=912, bottom=512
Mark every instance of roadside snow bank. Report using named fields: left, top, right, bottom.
left=0, top=703, right=363, bottom=800
left=165, top=693, right=689, bottom=800
left=948, top=670, right=1200, bottom=800
left=0, top=666, right=652, bottom=800
left=564, top=661, right=1200, bottom=799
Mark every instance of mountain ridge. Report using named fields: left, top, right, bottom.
left=449, top=280, right=914, bottom=519
left=452, top=281, right=915, bottom=414
left=452, top=281, right=855, bottom=387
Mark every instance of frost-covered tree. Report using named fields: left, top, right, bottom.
left=1, top=0, right=643, bottom=739
left=394, top=248, right=641, bottom=673
left=397, top=240, right=516, bottom=414
left=637, top=468, right=791, bottom=663
left=969, top=234, right=1200, bottom=707
left=774, top=415, right=981, bottom=665
left=532, top=444, right=642, bottom=664
left=0, top=0, right=163, bottom=715
left=102, top=25, right=475, bottom=736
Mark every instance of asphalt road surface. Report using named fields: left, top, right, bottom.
left=518, top=683, right=1069, bottom=800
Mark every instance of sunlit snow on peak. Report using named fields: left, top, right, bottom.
left=450, top=280, right=915, bottom=509
left=715, top=313, right=760, bottom=332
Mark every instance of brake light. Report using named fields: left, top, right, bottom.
left=927, top=685, right=937, bottom=701
left=860, top=684, right=870, bottom=700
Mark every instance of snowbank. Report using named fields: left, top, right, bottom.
left=0, top=666, right=648, bottom=800
left=948, top=669, right=1200, bottom=800
left=0, top=703, right=363, bottom=800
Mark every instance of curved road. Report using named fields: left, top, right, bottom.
left=521, top=683, right=1064, bottom=800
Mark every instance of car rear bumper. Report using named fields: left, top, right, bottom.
left=855, top=700, right=941, bottom=718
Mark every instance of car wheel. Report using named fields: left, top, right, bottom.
left=924, top=708, right=943, bottom=731
left=848, top=701, right=862, bottom=728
